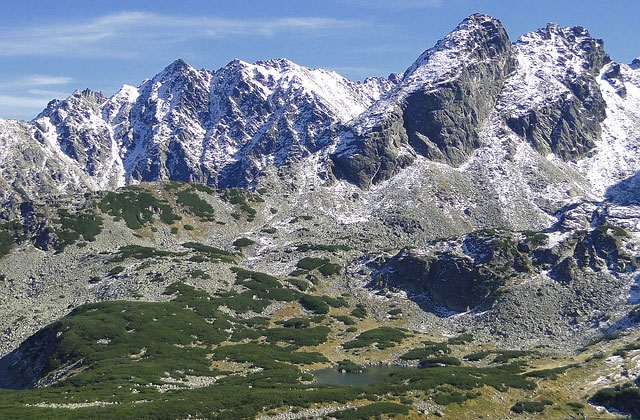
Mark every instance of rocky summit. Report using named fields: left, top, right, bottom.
left=1, top=13, right=640, bottom=420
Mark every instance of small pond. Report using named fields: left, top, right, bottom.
left=312, top=365, right=408, bottom=386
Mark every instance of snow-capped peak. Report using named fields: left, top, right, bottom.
left=1, top=13, right=639, bottom=220
left=498, top=22, right=608, bottom=116
left=347, top=14, right=511, bottom=135
left=113, top=85, right=140, bottom=103
left=403, top=13, right=507, bottom=87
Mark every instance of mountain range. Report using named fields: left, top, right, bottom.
left=1, top=13, right=639, bottom=222
left=1, top=13, right=640, bottom=419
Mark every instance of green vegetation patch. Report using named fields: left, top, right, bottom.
left=192, top=184, right=215, bottom=194
left=295, top=244, right=351, bottom=253
left=296, top=257, right=342, bottom=277
left=0, top=230, right=14, bottom=258
left=276, top=318, right=311, bottom=329
left=523, top=364, right=577, bottom=379
left=433, top=389, right=480, bottom=405
left=464, top=350, right=533, bottom=363
left=401, top=342, right=451, bottom=362
left=109, top=245, right=183, bottom=263
left=595, top=224, right=629, bottom=237
left=343, top=327, right=408, bottom=350
left=0, top=221, right=23, bottom=258
left=419, top=356, right=461, bottom=367
left=337, top=359, right=364, bottom=373
left=318, top=263, right=342, bottom=277
left=334, top=315, right=357, bottom=326
left=447, top=333, right=473, bottom=345
left=212, top=342, right=327, bottom=370
left=591, top=382, right=640, bottom=418
left=297, top=257, right=329, bottom=270
left=265, top=326, right=330, bottom=347
left=232, top=267, right=298, bottom=302
left=176, top=190, right=215, bottom=219
left=232, top=237, right=255, bottom=248
left=31, top=294, right=233, bottom=390
left=286, top=277, right=311, bottom=291
left=299, top=295, right=330, bottom=314
left=220, top=188, right=259, bottom=222
left=351, top=304, right=368, bottom=319
left=511, top=400, right=552, bottom=414
left=53, top=209, right=103, bottom=252
left=108, top=266, right=125, bottom=276
left=321, top=295, right=349, bottom=308
left=182, top=242, right=236, bottom=263
left=163, top=181, right=182, bottom=191
left=333, top=402, right=409, bottom=419
left=99, top=190, right=180, bottom=229
left=391, top=363, right=535, bottom=393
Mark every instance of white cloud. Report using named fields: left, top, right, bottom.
left=0, top=75, right=74, bottom=119
left=22, top=75, right=74, bottom=86
left=0, top=12, right=366, bottom=57
left=0, top=95, right=52, bottom=109
left=345, top=0, right=442, bottom=8
left=0, top=75, right=73, bottom=89
left=26, top=89, right=71, bottom=97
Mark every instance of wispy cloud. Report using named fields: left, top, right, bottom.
left=0, top=75, right=73, bottom=89
left=344, top=0, right=442, bottom=9
left=22, top=75, right=73, bottom=86
left=0, top=74, right=73, bottom=119
left=0, top=95, right=52, bottom=109
left=0, top=12, right=366, bottom=57
left=26, top=88, right=71, bottom=97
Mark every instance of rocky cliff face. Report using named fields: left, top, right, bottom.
left=503, top=24, right=609, bottom=161
left=331, top=14, right=517, bottom=187
left=0, top=16, right=639, bottom=295
left=375, top=225, right=636, bottom=318
left=0, top=13, right=637, bottom=211
left=0, top=58, right=394, bottom=207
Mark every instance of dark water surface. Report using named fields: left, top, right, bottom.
left=312, top=365, right=408, bottom=386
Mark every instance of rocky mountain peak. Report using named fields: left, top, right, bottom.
left=253, top=57, right=296, bottom=71
left=500, top=22, right=611, bottom=161
left=330, top=14, right=516, bottom=187
left=403, top=14, right=510, bottom=85
left=518, top=23, right=609, bottom=77
left=0, top=14, right=637, bottom=214
left=35, top=89, right=105, bottom=122
left=159, top=58, right=194, bottom=76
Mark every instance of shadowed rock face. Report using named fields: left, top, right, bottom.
left=330, top=14, right=517, bottom=188
left=329, top=107, right=416, bottom=188
left=379, top=250, right=506, bottom=312
left=505, top=26, right=610, bottom=161
left=402, top=18, right=516, bottom=166
left=377, top=227, right=635, bottom=313
left=0, top=324, right=59, bottom=389
left=505, top=78, right=607, bottom=161
left=34, top=90, right=112, bottom=177
left=378, top=231, right=530, bottom=312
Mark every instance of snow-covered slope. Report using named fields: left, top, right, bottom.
left=6, top=57, right=394, bottom=198
left=0, top=13, right=639, bottom=236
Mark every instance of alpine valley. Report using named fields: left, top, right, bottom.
left=1, top=13, right=640, bottom=419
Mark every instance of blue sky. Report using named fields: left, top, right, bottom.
left=1, top=0, right=639, bottom=120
